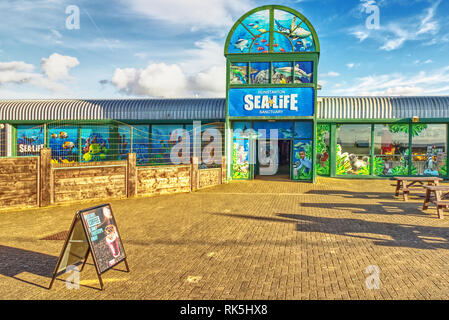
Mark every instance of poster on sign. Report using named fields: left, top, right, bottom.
left=49, top=204, right=129, bottom=290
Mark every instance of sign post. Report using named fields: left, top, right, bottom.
left=49, top=204, right=129, bottom=290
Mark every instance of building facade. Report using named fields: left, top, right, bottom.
left=0, top=5, right=448, bottom=182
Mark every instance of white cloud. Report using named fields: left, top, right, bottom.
left=111, top=63, right=225, bottom=98
left=321, top=71, right=340, bottom=77
left=350, top=1, right=443, bottom=51
left=123, top=0, right=254, bottom=30
left=331, top=66, right=449, bottom=96
left=41, top=53, right=79, bottom=80
left=111, top=37, right=226, bottom=98
left=0, top=53, right=79, bottom=93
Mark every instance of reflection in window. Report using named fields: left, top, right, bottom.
left=373, top=124, right=409, bottom=176
left=336, top=124, right=371, bottom=175
left=411, top=124, right=447, bottom=176
left=272, top=62, right=293, bottom=84
left=250, top=62, right=270, bottom=84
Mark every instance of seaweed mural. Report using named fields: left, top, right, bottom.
left=316, top=124, right=330, bottom=176
left=232, top=140, right=250, bottom=179
left=81, top=133, right=109, bottom=162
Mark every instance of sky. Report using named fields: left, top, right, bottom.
left=0, top=0, right=448, bottom=99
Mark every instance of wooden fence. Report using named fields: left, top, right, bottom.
left=0, top=148, right=226, bottom=210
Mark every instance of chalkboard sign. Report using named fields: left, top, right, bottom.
left=79, top=204, right=127, bottom=274
left=49, top=204, right=129, bottom=290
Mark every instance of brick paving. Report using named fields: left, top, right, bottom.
left=1, top=177, right=449, bottom=299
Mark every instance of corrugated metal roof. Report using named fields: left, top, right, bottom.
left=1, top=96, right=449, bottom=121
left=317, top=96, right=449, bottom=119
left=0, top=98, right=226, bottom=121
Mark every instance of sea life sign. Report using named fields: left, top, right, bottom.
left=228, top=87, right=314, bottom=117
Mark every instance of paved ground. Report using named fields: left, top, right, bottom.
left=1, top=177, right=449, bottom=300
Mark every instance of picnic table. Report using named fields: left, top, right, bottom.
left=422, top=185, right=449, bottom=219
left=393, top=176, right=443, bottom=201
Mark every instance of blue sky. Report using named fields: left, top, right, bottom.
left=0, top=0, right=448, bottom=99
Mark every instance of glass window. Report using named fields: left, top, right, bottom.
left=336, top=124, right=371, bottom=175
left=249, top=32, right=270, bottom=54
left=17, top=125, right=45, bottom=157
left=230, top=62, right=249, bottom=85
left=411, top=124, right=447, bottom=176
left=316, top=124, right=330, bottom=176
left=373, top=124, right=410, bottom=176
left=48, top=125, right=79, bottom=163
left=272, top=62, right=293, bottom=84
left=80, top=125, right=110, bottom=162
left=232, top=121, right=253, bottom=139
left=250, top=62, right=270, bottom=84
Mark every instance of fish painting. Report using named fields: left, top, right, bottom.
left=59, top=131, right=68, bottom=139
left=62, top=141, right=75, bottom=150
left=233, top=39, right=249, bottom=52
left=51, top=133, right=58, bottom=139
left=258, top=29, right=267, bottom=33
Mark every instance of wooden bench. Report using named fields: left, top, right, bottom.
left=394, top=176, right=443, bottom=201
left=422, top=185, right=449, bottom=219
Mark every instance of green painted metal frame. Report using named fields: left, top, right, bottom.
left=224, top=5, right=320, bottom=183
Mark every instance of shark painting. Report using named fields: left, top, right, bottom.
left=274, top=64, right=312, bottom=81
left=233, top=39, right=249, bottom=52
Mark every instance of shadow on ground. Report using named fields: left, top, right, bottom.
left=0, top=245, right=57, bottom=289
left=213, top=212, right=449, bottom=250
left=301, top=201, right=432, bottom=217
left=305, top=189, right=425, bottom=201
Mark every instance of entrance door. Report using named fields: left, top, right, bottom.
left=256, top=139, right=291, bottom=177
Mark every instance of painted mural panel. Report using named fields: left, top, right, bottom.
left=117, top=125, right=131, bottom=161
left=232, top=139, right=250, bottom=179
left=316, top=124, right=330, bottom=176
left=294, top=62, right=313, bottom=84
left=272, top=32, right=293, bottom=53
left=242, top=9, right=270, bottom=37
left=253, top=121, right=293, bottom=139
left=48, top=126, right=78, bottom=163
left=150, top=125, right=185, bottom=165
left=80, top=126, right=110, bottom=162
left=132, top=125, right=150, bottom=165
left=336, top=124, right=371, bottom=175
left=250, top=62, right=270, bottom=84
left=292, top=140, right=313, bottom=180
left=230, top=62, right=249, bottom=84
left=272, top=62, right=293, bottom=84
left=16, top=125, right=45, bottom=156
left=411, top=124, right=447, bottom=176
left=228, top=23, right=253, bottom=54
left=249, top=32, right=270, bottom=53
left=274, top=9, right=316, bottom=52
